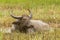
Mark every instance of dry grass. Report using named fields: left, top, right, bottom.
left=0, top=7, right=60, bottom=40
left=0, top=0, right=60, bottom=39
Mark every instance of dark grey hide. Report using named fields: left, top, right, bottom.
left=11, top=9, right=54, bottom=34
left=11, top=9, right=35, bottom=33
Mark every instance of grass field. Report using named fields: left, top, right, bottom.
left=0, top=0, right=60, bottom=40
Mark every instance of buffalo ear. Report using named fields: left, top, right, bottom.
left=19, top=17, right=23, bottom=20
left=29, top=14, right=32, bottom=19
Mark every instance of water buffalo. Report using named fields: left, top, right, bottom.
left=10, top=9, right=54, bottom=34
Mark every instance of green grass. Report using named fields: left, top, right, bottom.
left=0, top=0, right=60, bottom=8
left=0, top=32, right=3, bottom=40
left=1, top=28, right=60, bottom=40
left=0, top=0, right=60, bottom=40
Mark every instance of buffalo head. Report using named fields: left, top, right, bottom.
left=10, top=9, right=33, bottom=33
left=10, top=9, right=32, bottom=25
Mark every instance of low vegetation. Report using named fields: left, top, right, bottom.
left=0, top=0, right=60, bottom=40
